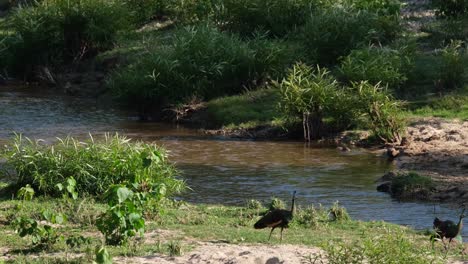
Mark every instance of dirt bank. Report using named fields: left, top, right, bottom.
left=117, top=242, right=324, bottom=264
left=381, top=118, right=468, bottom=203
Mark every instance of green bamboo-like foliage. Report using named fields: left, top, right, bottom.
left=2, top=133, right=185, bottom=198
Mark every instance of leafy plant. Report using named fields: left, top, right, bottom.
left=278, top=63, right=354, bottom=140
left=66, top=235, right=91, bottom=249
left=94, top=246, right=112, bottom=264
left=3, top=134, right=184, bottom=197
left=17, top=184, right=35, bottom=201
left=353, top=81, right=406, bottom=143
left=97, top=186, right=146, bottom=245
left=56, top=176, right=78, bottom=200
left=339, top=46, right=413, bottom=89
left=13, top=210, right=67, bottom=249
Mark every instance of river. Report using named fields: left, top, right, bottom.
left=0, top=85, right=465, bottom=237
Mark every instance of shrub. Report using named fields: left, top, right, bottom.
left=435, top=40, right=466, bottom=91
left=110, top=24, right=292, bottom=117
left=2, top=134, right=185, bottom=197
left=218, top=0, right=316, bottom=37
left=301, top=7, right=400, bottom=65
left=432, top=0, right=468, bottom=18
left=167, top=0, right=219, bottom=24
left=353, top=81, right=406, bottom=143
left=278, top=63, right=356, bottom=140
left=97, top=185, right=146, bottom=245
left=124, top=0, right=167, bottom=25
left=3, top=0, right=129, bottom=76
left=339, top=46, right=413, bottom=89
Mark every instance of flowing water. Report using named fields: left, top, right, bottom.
left=0, top=85, right=465, bottom=236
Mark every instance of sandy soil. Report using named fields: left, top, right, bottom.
left=383, top=118, right=468, bottom=202
left=116, top=242, right=324, bottom=264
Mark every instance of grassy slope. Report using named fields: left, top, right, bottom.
left=0, top=196, right=460, bottom=263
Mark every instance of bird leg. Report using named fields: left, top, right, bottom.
left=268, top=227, right=276, bottom=241
left=280, top=227, right=284, bottom=242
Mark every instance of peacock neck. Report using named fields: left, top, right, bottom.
left=457, top=216, right=464, bottom=234
left=290, top=192, right=296, bottom=216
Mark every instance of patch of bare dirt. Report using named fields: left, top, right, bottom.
left=383, top=118, right=468, bottom=203
left=401, top=0, right=436, bottom=33
left=116, top=242, right=324, bottom=264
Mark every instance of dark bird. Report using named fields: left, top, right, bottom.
left=433, top=208, right=465, bottom=247
left=254, top=191, right=296, bottom=241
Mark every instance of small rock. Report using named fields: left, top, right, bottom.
left=337, top=145, right=351, bottom=152
left=377, top=182, right=391, bottom=193
left=387, top=147, right=400, bottom=158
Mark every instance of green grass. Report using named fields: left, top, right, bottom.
left=0, top=195, right=460, bottom=263
left=205, top=88, right=283, bottom=129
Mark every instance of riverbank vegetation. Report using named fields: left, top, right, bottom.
left=0, top=186, right=460, bottom=263
left=0, top=136, right=464, bottom=262
left=0, top=0, right=466, bottom=143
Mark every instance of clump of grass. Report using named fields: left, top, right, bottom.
left=390, top=172, right=435, bottom=199
left=268, top=198, right=286, bottom=210
left=167, top=241, right=182, bottom=256
left=329, top=201, right=350, bottom=222
left=294, top=205, right=321, bottom=229
left=245, top=199, right=264, bottom=210
left=2, top=134, right=185, bottom=197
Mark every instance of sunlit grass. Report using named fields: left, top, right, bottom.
left=0, top=196, right=461, bottom=263
left=205, top=87, right=283, bottom=129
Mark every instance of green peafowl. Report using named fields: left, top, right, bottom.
left=433, top=207, right=465, bottom=248
left=254, top=191, right=296, bottom=242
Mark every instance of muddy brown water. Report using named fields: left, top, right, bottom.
left=1, top=85, right=466, bottom=238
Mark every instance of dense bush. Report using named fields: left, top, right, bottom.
left=301, top=7, right=401, bottom=65
left=110, top=24, right=292, bottom=117
left=432, top=0, right=468, bottom=18
left=436, top=40, right=466, bottom=91
left=278, top=63, right=356, bottom=140
left=167, top=0, right=315, bottom=37
left=2, top=134, right=185, bottom=197
left=2, top=0, right=129, bottom=76
left=353, top=81, right=406, bottom=143
left=124, top=0, right=167, bottom=25
left=339, top=46, right=413, bottom=89
left=218, top=0, right=315, bottom=37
